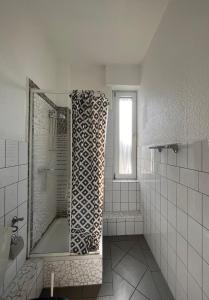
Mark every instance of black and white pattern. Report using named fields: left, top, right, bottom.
left=69, top=90, right=108, bottom=254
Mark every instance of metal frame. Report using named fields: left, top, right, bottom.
left=28, top=86, right=73, bottom=257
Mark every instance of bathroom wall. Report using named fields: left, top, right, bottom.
left=70, top=65, right=106, bottom=92
left=138, top=0, right=209, bottom=147
left=139, top=142, right=209, bottom=300
left=0, top=1, right=57, bottom=141
left=138, top=0, right=209, bottom=299
left=0, top=139, right=28, bottom=296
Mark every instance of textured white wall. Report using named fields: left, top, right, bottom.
left=138, top=0, right=209, bottom=146
left=105, top=64, right=141, bottom=86
left=0, top=1, right=57, bottom=141
left=70, top=65, right=106, bottom=91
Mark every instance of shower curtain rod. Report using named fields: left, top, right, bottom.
left=30, top=88, right=106, bottom=95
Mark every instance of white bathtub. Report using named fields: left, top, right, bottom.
left=31, top=217, right=69, bottom=255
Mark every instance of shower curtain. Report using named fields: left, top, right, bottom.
left=69, top=90, right=109, bottom=254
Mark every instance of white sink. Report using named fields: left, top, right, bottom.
left=0, top=226, right=12, bottom=288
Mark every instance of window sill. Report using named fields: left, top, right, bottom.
left=112, top=179, right=138, bottom=183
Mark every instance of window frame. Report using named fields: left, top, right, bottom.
left=114, top=91, right=137, bottom=180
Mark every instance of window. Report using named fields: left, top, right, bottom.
left=114, top=91, right=137, bottom=179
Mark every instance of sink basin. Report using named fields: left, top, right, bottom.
left=0, top=226, right=12, bottom=288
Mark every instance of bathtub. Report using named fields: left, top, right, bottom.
left=30, top=217, right=103, bottom=287
left=31, top=217, right=69, bottom=255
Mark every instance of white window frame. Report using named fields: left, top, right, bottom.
left=114, top=91, right=137, bottom=180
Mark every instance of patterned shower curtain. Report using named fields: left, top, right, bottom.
left=69, top=90, right=109, bottom=254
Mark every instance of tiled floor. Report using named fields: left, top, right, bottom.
left=41, top=235, right=174, bottom=300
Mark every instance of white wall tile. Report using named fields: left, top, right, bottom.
left=18, top=180, right=28, bottom=205
left=168, top=250, right=176, bottom=291
left=0, top=166, right=18, bottom=188
left=202, top=140, right=209, bottom=173
left=168, top=223, right=176, bottom=252
left=105, top=166, right=112, bottom=179
left=177, top=184, right=188, bottom=213
left=129, top=182, right=137, bottom=190
left=18, top=201, right=27, bottom=228
left=105, top=180, right=112, bottom=191
left=5, top=207, right=17, bottom=227
left=161, top=196, right=168, bottom=219
left=168, top=150, right=177, bottom=166
left=105, top=190, right=112, bottom=203
left=129, top=202, right=136, bottom=211
left=167, top=165, right=179, bottom=182
left=103, top=221, right=108, bottom=235
left=121, top=190, right=128, bottom=202
left=203, top=195, right=209, bottom=231
left=188, top=272, right=202, bottom=300
left=104, top=202, right=112, bottom=212
left=126, top=221, right=135, bottom=234
left=188, top=216, right=202, bottom=255
left=176, top=281, right=188, bottom=300
left=113, top=182, right=120, bottom=190
left=188, top=245, right=202, bottom=287
left=199, top=172, right=209, bottom=196
left=203, top=260, right=209, bottom=298
left=177, top=257, right=187, bottom=296
left=188, top=141, right=202, bottom=171
left=177, top=208, right=187, bottom=240
left=18, top=165, right=28, bottom=181
left=161, top=177, right=167, bottom=198
left=18, top=142, right=28, bottom=165
left=0, top=139, right=5, bottom=169
left=203, top=292, right=209, bottom=300
left=188, top=189, right=202, bottom=224
left=159, top=163, right=167, bottom=177
left=108, top=222, right=116, bottom=235
left=0, top=188, right=4, bottom=217
left=177, top=233, right=187, bottom=267
left=177, top=144, right=188, bottom=168
left=161, top=149, right=167, bottom=164
left=113, top=202, right=120, bottom=211
left=5, top=183, right=17, bottom=214
left=113, top=190, right=120, bottom=203
left=121, top=182, right=128, bottom=190
left=121, top=202, right=128, bottom=211
left=117, top=221, right=125, bottom=235
left=168, top=180, right=177, bottom=205
left=180, top=168, right=198, bottom=190
left=203, top=227, right=209, bottom=264
left=135, top=222, right=143, bottom=234
left=128, top=190, right=136, bottom=202
left=6, top=140, right=18, bottom=167
left=168, top=201, right=176, bottom=228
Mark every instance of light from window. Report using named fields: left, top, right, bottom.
left=119, top=98, right=132, bottom=174
left=114, top=91, right=137, bottom=179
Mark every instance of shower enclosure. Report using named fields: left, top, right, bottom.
left=27, top=84, right=107, bottom=287
left=28, top=84, right=71, bottom=255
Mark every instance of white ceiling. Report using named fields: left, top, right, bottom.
left=30, top=0, right=169, bottom=65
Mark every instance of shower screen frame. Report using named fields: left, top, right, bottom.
left=27, top=83, right=73, bottom=257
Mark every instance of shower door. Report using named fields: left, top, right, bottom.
left=28, top=84, right=71, bottom=255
